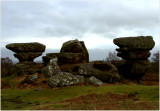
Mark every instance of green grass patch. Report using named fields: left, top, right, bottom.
left=1, top=85, right=159, bottom=110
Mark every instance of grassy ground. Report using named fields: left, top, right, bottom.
left=1, top=84, right=159, bottom=110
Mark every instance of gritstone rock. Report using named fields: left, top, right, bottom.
left=113, top=36, right=155, bottom=81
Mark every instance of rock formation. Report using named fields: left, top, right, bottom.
left=6, top=42, right=45, bottom=63
left=76, top=61, right=120, bottom=83
left=43, top=39, right=89, bottom=65
left=113, top=36, right=155, bottom=82
left=6, top=42, right=46, bottom=75
left=45, top=58, right=103, bottom=87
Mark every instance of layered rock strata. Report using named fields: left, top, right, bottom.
left=113, top=36, right=155, bottom=81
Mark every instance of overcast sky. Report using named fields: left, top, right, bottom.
left=1, top=0, right=159, bottom=62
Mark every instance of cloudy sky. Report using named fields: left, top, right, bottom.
left=1, top=0, right=159, bottom=62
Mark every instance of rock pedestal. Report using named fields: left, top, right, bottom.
left=43, top=39, right=89, bottom=65
left=6, top=42, right=46, bottom=75
left=113, top=36, right=155, bottom=81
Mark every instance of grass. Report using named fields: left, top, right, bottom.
left=1, top=84, right=159, bottom=110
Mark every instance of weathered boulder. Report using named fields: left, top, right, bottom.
left=77, top=62, right=120, bottom=83
left=21, top=74, right=38, bottom=84
left=87, top=76, right=103, bottom=86
left=6, top=42, right=45, bottom=53
left=60, top=39, right=89, bottom=63
left=60, top=39, right=83, bottom=53
left=113, top=36, right=155, bottom=82
left=48, top=72, right=85, bottom=88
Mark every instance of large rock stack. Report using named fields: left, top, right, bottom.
left=113, top=36, right=155, bottom=81
left=43, top=39, right=89, bottom=65
left=6, top=42, right=46, bottom=75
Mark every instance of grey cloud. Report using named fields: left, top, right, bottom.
left=2, top=0, right=159, bottom=39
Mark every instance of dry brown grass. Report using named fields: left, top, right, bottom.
left=141, top=72, right=159, bottom=85
left=32, top=92, right=159, bottom=110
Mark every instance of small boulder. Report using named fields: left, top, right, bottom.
left=88, top=76, right=103, bottom=86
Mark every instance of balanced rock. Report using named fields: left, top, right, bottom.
left=6, top=42, right=45, bottom=63
left=113, top=36, right=155, bottom=81
left=77, top=61, right=120, bottom=83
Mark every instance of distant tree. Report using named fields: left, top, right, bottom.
left=151, top=51, right=159, bottom=63
left=1, top=57, right=13, bottom=65
left=1, top=57, right=15, bottom=77
left=105, top=51, right=121, bottom=63
left=150, top=51, right=159, bottom=73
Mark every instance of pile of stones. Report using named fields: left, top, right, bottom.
left=113, top=36, right=155, bottom=81
left=43, top=39, right=89, bottom=65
